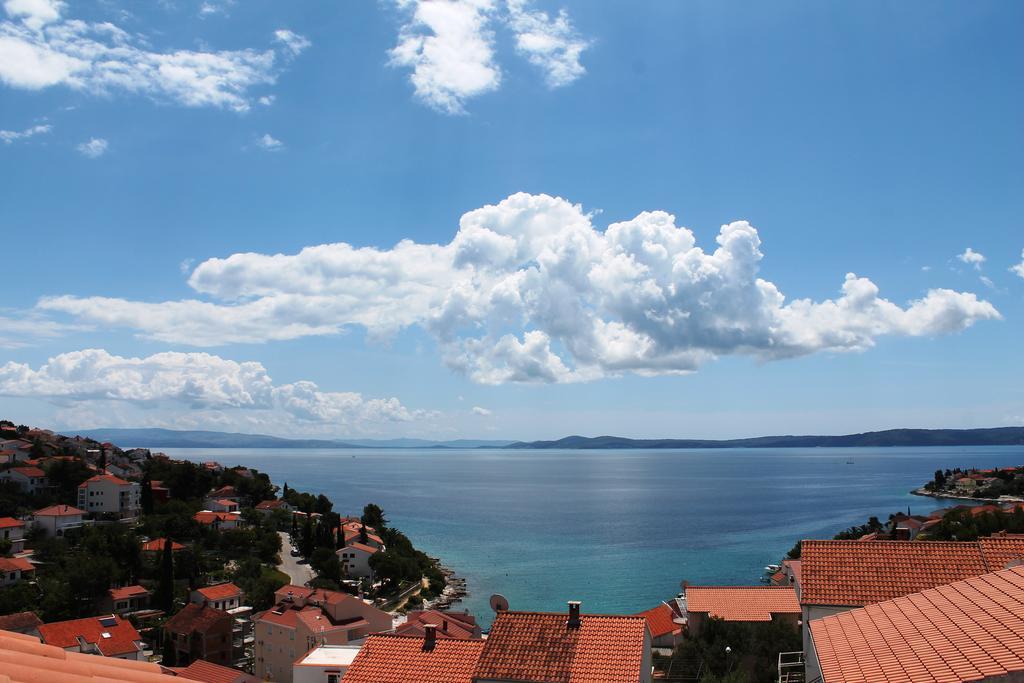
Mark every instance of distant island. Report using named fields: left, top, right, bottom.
left=71, top=426, right=1024, bottom=449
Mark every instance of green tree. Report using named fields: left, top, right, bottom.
left=140, top=472, right=154, bottom=515
left=300, top=516, right=314, bottom=558
left=362, top=503, right=386, bottom=529
left=155, top=538, right=175, bottom=612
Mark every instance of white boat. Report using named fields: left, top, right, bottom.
left=765, top=564, right=781, bottom=572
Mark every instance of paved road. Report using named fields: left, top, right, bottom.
left=277, top=531, right=313, bottom=586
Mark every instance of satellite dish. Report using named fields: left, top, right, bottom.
left=490, top=594, right=509, bottom=613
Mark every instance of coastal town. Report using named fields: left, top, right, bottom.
left=1, top=421, right=1023, bottom=682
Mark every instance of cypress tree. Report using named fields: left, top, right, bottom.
left=140, top=472, right=154, bottom=515
left=156, top=538, right=175, bottom=612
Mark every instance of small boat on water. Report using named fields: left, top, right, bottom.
left=764, top=564, right=781, bottom=573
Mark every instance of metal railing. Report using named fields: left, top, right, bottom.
left=778, top=651, right=805, bottom=683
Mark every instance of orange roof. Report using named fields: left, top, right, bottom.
left=172, top=658, right=257, bottom=683
left=798, top=539, right=1024, bottom=606
left=685, top=586, right=800, bottom=621
left=395, top=610, right=480, bottom=640
left=7, top=466, right=45, bottom=477
left=255, top=499, right=286, bottom=510
left=343, top=634, right=485, bottom=683
left=347, top=541, right=379, bottom=555
left=78, top=473, right=129, bottom=487
left=38, top=614, right=142, bottom=657
left=195, top=582, right=242, bottom=601
left=0, top=516, right=25, bottom=529
left=193, top=511, right=240, bottom=525
left=0, top=557, right=34, bottom=573
left=164, top=603, right=232, bottom=635
left=33, top=504, right=84, bottom=516
left=0, top=612, right=42, bottom=634
left=636, top=603, right=681, bottom=638
left=811, top=565, right=1024, bottom=683
left=0, top=629, right=175, bottom=682
left=474, top=611, right=648, bottom=682
left=140, top=538, right=185, bottom=553
left=109, top=585, right=149, bottom=601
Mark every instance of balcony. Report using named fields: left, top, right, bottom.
left=778, top=651, right=805, bottom=683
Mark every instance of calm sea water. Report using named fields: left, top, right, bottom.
left=163, top=445, right=1023, bottom=625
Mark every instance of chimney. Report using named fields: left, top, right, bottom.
left=423, top=624, right=437, bottom=650
left=567, top=601, right=581, bottom=629
left=442, top=619, right=448, bottom=633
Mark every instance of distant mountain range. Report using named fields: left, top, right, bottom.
left=506, top=427, right=1024, bottom=449
left=71, top=426, right=1024, bottom=450
left=73, top=428, right=514, bottom=450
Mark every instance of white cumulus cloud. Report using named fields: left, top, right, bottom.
left=471, top=406, right=492, bottom=416
left=0, top=1, right=303, bottom=111
left=957, top=247, right=985, bottom=270
left=388, top=0, right=590, bottom=113
left=506, top=0, right=587, bottom=88
left=76, top=136, right=106, bottom=157
left=37, top=193, right=1001, bottom=384
left=389, top=0, right=501, bottom=114
left=0, top=349, right=433, bottom=433
left=0, top=121, right=50, bottom=143
left=255, top=133, right=283, bottom=151
left=1011, top=249, right=1024, bottom=279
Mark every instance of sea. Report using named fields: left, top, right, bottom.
left=163, top=445, right=1024, bottom=625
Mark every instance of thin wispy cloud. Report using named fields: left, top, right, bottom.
left=0, top=121, right=50, bottom=143
left=37, top=193, right=1001, bottom=385
left=0, top=0, right=307, bottom=111
left=273, top=29, right=311, bottom=57
left=76, top=137, right=107, bottom=158
left=472, top=406, right=492, bottom=416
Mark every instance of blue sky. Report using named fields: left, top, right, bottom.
left=1, top=0, right=1021, bottom=440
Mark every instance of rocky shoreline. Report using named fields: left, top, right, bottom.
left=424, top=557, right=468, bottom=610
left=910, top=487, right=1024, bottom=504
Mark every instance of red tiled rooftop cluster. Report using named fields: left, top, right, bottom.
left=343, top=634, right=485, bottom=683
left=799, top=539, right=1024, bottom=606
left=811, top=565, right=1024, bottom=683
left=37, top=614, right=142, bottom=657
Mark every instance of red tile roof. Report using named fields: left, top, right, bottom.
left=343, top=634, right=485, bottom=683
left=193, top=511, right=241, bottom=525
left=172, top=658, right=258, bottom=683
left=140, top=538, right=185, bottom=553
left=474, top=611, right=649, bottom=683
left=0, top=557, right=35, bottom=573
left=78, top=473, right=129, bottom=487
left=395, top=610, right=480, bottom=640
left=0, top=612, right=42, bottom=634
left=195, top=582, right=242, bottom=601
left=0, top=516, right=25, bottom=529
left=636, top=603, right=681, bottom=638
left=38, top=614, right=142, bottom=657
left=799, top=539, right=1024, bottom=606
left=33, top=504, right=84, bottom=516
left=255, top=499, right=286, bottom=510
left=685, top=586, right=800, bottom=621
left=347, top=541, right=379, bottom=555
left=8, top=467, right=45, bottom=477
left=810, top=565, right=1024, bottom=683
left=164, top=603, right=232, bottom=635
left=109, top=585, right=149, bottom=601
left=0, top=630, right=174, bottom=682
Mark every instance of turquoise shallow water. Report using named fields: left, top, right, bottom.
left=163, top=445, right=1024, bottom=625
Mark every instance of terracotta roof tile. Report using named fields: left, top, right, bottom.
left=140, top=538, right=185, bottom=553
left=799, top=539, right=1006, bottom=607
left=0, top=613, right=41, bottom=634
left=979, top=536, right=1024, bottom=570
left=0, top=557, right=34, bottom=573
left=0, top=517, right=25, bottom=529
left=173, top=658, right=259, bottom=683
left=636, top=603, right=681, bottom=638
left=8, top=467, right=45, bottom=477
left=395, top=610, right=480, bottom=640
left=195, top=582, right=242, bottom=601
left=0, top=629, right=174, bottom=682
left=109, top=585, right=149, bottom=601
left=33, top=504, right=84, bottom=516
left=342, top=634, right=485, bottom=683
left=684, top=586, right=800, bottom=621
left=810, top=565, right=1024, bottom=683
left=78, top=473, right=130, bottom=487
left=164, top=603, right=232, bottom=635
left=474, top=611, right=648, bottom=682
left=38, top=614, right=143, bottom=657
